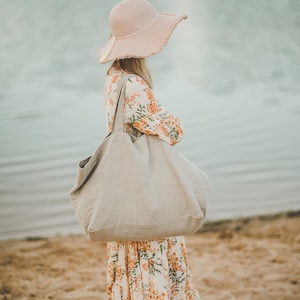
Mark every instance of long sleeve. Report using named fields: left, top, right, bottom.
left=124, top=76, right=184, bottom=146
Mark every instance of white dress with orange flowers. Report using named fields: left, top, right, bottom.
left=104, top=68, right=200, bottom=300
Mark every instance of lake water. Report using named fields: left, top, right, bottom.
left=0, top=0, right=300, bottom=240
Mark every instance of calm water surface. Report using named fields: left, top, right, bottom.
left=0, top=0, right=300, bottom=239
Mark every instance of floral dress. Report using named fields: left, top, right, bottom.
left=104, top=68, right=200, bottom=300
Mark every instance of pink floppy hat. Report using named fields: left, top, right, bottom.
left=98, top=0, right=187, bottom=64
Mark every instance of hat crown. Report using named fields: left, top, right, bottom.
left=109, top=0, right=158, bottom=39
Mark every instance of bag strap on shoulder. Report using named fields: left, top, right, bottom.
left=112, top=74, right=136, bottom=133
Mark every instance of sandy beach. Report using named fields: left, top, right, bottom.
left=1, top=212, right=299, bottom=300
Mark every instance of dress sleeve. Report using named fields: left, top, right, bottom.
left=124, top=76, right=184, bottom=146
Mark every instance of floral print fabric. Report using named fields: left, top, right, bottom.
left=107, top=237, right=200, bottom=300
left=104, top=68, right=200, bottom=299
left=104, top=69, right=184, bottom=145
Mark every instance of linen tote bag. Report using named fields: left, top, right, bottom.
left=70, top=74, right=211, bottom=242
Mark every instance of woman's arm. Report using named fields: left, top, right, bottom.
left=124, top=76, right=184, bottom=146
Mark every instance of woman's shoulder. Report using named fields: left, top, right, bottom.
left=105, top=68, right=151, bottom=102
left=126, top=74, right=147, bottom=85
left=106, top=68, right=123, bottom=85
left=106, top=68, right=146, bottom=87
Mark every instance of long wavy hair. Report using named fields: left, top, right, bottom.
left=107, top=58, right=153, bottom=88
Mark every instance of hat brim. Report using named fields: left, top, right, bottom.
left=98, top=13, right=187, bottom=64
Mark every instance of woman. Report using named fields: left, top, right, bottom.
left=98, top=0, right=200, bottom=299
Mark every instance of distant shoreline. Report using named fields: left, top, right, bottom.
left=201, top=209, right=300, bottom=232
left=1, top=210, right=299, bottom=243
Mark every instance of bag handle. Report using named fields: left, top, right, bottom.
left=112, top=74, right=135, bottom=133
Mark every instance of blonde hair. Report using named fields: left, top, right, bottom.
left=107, top=58, right=153, bottom=88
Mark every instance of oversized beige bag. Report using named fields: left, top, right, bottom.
left=70, top=74, right=210, bottom=241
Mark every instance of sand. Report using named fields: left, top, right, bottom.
left=0, top=212, right=299, bottom=300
